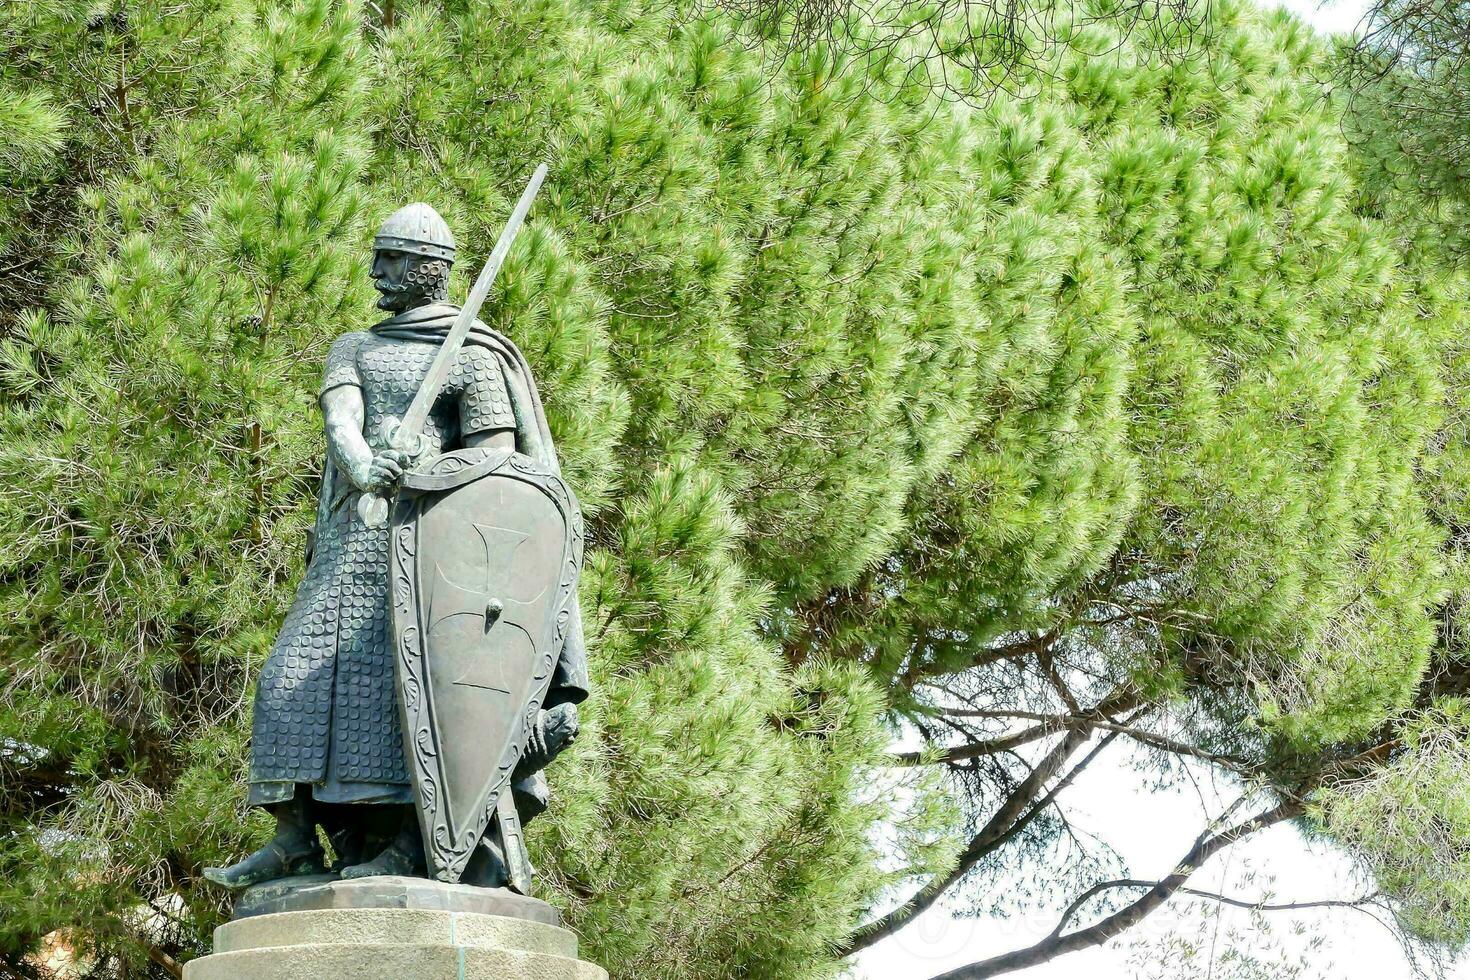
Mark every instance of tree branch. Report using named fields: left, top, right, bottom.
left=146, top=943, right=183, bottom=979
left=901, top=711, right=1251, bottom=773
left=1076, top=879, right=1382, bottom=915
left=976, top=729, right=1127, bottom=858
left=888, top=720, right=1063, bottom=765
left=925, top=798, right=1306, bottom=979
left=842, top=727, right=1098, bottom=954
left=842, top=689, right=1141, bottom=954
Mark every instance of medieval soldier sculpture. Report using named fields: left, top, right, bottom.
left=205, top=184, right=587, bottom=894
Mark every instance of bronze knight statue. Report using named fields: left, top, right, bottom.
left=206, top=171, right=587, bottom=895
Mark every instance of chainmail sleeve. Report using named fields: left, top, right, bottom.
left=319, top=331, right=366, bottom=400
left=452, top=343, right=517, bottom=436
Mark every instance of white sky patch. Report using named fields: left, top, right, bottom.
left=1273, top=0, right=1373, bottom=34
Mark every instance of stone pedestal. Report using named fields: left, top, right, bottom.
left=184, top=877, right=606, bottom=980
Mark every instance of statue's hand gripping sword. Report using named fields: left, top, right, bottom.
left=358, top=163, right=549, bottom=528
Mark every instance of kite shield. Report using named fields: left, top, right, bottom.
left=389, top=447, right=582, bottom=883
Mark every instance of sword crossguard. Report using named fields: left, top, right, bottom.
left=384, top=416, right=430, bottom=460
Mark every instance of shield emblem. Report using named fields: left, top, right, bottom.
left=389, top=448, right=582, bottom=883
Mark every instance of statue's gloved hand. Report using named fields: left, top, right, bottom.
left=354, top=449, right=408, bottom=493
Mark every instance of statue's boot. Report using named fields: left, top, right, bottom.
left=202, top=795, right=326, bottom=890
left=327, top=823, right=370, bottom=870
left=340, top=814, right=425, bottom=879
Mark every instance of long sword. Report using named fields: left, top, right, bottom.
left=358, top=163, right=549, bottom=527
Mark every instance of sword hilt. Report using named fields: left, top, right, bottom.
left=356, top=416, right=429, bottom=527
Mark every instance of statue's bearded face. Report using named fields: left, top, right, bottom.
left=371, top=248, right=451, bottom=312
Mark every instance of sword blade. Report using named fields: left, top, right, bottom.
left=396, top=162, right=549, bottom=445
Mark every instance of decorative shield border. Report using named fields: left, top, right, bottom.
left=389, top=448, right=584, bottom=883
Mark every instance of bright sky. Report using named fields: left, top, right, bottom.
left=1274, top=0, right=1372, bottom=34
left=852, top=4, right=1454, bottom=977
left=852, top=741, right=1459, bottom=979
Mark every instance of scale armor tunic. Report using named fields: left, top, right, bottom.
left=248, top=328, right=516, bottom=806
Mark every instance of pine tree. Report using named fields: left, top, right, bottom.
left=1336, top=0, right=1470, bottom=260
left=0, top=0, right=1467, bottom=978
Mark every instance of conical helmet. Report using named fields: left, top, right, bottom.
left=374, top=202, right=455, bottom=263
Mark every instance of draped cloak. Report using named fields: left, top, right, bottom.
left=248, top=302, right=588, bottom=810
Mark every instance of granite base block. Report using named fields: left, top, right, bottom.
left=183, top=878, right=605, bottom=980
left=230, top=874, right=562, bottom=924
